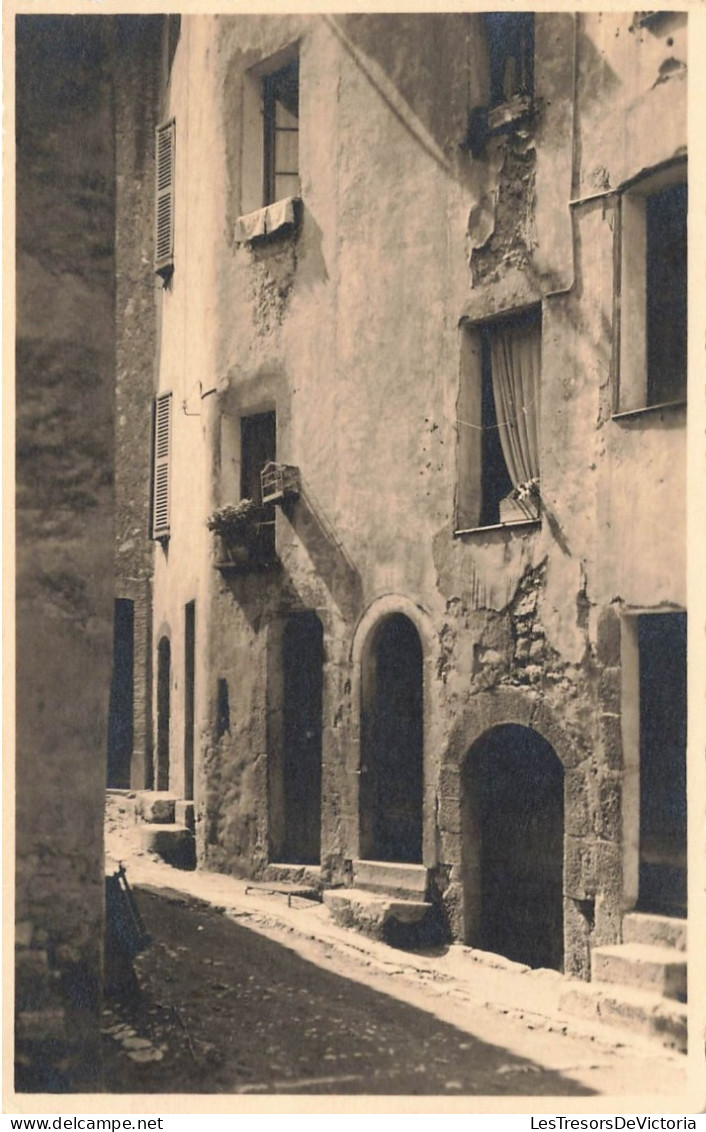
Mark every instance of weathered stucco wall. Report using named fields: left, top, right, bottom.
left=140, top=13, right=687, bottom=978
left=113, top=16, right=163, bottom=789
left=15, top=16, right=115, bottom=1088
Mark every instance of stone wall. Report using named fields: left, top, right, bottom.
left=15, top=16, right=115, bottom=1090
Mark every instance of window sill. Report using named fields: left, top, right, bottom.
left=487, top=95, right=533, bottom=133
left=612, top=398, right=686, bottom=421
left=234, top=196, right=300, bottom=244
left=454, top=518, right=540, bottom=537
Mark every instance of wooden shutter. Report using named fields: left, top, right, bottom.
left=155, top=120, right=175, bottom=277
left=152, top=392, right=172, bottom=539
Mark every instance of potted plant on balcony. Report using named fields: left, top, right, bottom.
left=207, top=499, right=260, bottom=568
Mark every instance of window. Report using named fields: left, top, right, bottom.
left=236, top=52, right=301, bottom=242
left=241, top=411, right=277, bottom=558
left=457, top=308, right=541, bottom=530
left=617, top=168, right=687, bottom=413
left=263, top=60, right=300, bottom=206
left=154, top=119, right=175, bottom=279
left=484, top=13, right=534, bottom=110
left=152, top=392, right=172, bottom=540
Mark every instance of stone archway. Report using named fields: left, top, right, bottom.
left=359, top=614, right=424, bottom=863
left=462, top=724, right=564, bottom=970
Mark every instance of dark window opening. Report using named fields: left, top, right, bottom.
left=263, top=60, right=299, bottom=206
left=156, top=636, right=171, bottom=792
left=646, top=181, right=687, bottom=407
left=484, top=13, right=534, bottom=108
left=184, top=601, right=195, bottom=802
left=107, top=599, right=134, bottom=789
left=638, top=612, right=687, bottom=917
left=241, top=411, right=277, bottom=558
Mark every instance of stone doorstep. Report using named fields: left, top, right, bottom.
left=559, top=980, right=687, bottom=1053
left=591, top=943, right=687, bottom=1001
left=138, top=823, right=195, bottom=870
left=263, top=863, right=323, bottom=890
left=134, top=791, right=177, bottom=825
left=622, top=911, right=687, bottom=951
left=323, top=887, right=432, bottom=940
left=352, top=859, right=428, bottom=901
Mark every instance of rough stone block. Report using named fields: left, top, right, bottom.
left=139, top=824, right=195, bottom=869
left=135, top=792, right=176, bottom=824
left=596, top=607, right=621, bottom=667
left=599, top=712, right=623, bottom=770
left=352, top=860, right=428, bottom=900
left=436, top=793, right=462, bottom=835
left=438, top=765, right=460, bottom=798
left=564, top=836, right=596, bottom=899
left=565, top=770, right=590, bottom=837
left=595, top=775, right=621, bottom=841
left=598, top=667, right=621, bottom=715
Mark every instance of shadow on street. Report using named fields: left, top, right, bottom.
left=100, top=887, right=597, bottom=1097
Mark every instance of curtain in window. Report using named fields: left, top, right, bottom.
left=489, top=318, right=541, bottom=491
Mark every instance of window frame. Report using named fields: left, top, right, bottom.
left=614, top=160, right=687, bottom=418
left=456, top=305, right=542, bottom=535
left=262, top=58, right=300, bottom=208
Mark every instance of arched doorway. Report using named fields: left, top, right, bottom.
left=360, top=614, right=423, bottom=863
left=156, top=636, right=171, bottom=791
left=462, top=724, right=564, bottom=970
left=279, top=612, right=324, bottom=864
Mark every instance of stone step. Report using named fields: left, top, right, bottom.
left=135, top=791, right=177, bottom=824
left=622, top=912, right=687, bottom=951
left=592, top=943, right=687, bottom=1001
left=352, top=860, right=428, bottom=901
left=323, top=887, right=432, bottom=942
left=559, top=980, right=687, bottom=1053
left=264, top=863, right=323, bottom=890
left=139, top=824, right=195, bottom=870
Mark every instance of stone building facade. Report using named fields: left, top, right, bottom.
left=15, top=17, right=116, bottom=1088
left=113, top=11, right=688, bottom=998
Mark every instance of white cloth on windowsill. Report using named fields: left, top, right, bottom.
left=234, top=196, right=297, bottom=243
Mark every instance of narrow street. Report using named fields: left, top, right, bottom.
left=101, top=797, right=687, bottom=1099
left=103, top=886, right=601, bottom=1097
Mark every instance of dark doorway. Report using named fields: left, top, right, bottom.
left=360, top=615, right=424, bottom=863
left=278, top=613, right=324, bottom=864
left=462, top=725, right=564, bottom=970
left=107, top=599, right=134, bottom=789
left=156, top=637, right=171, bottom=791
left=638, top=612, right=687, bottom=916
left=184, top=602, right=195, bottom=802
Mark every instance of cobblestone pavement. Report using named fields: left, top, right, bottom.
left=103, top=794, right=690, bottom=1102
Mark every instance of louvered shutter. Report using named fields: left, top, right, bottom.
left=155, top=120, right=175, bottom=277
left=152, top=392, right=172, bottom=539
